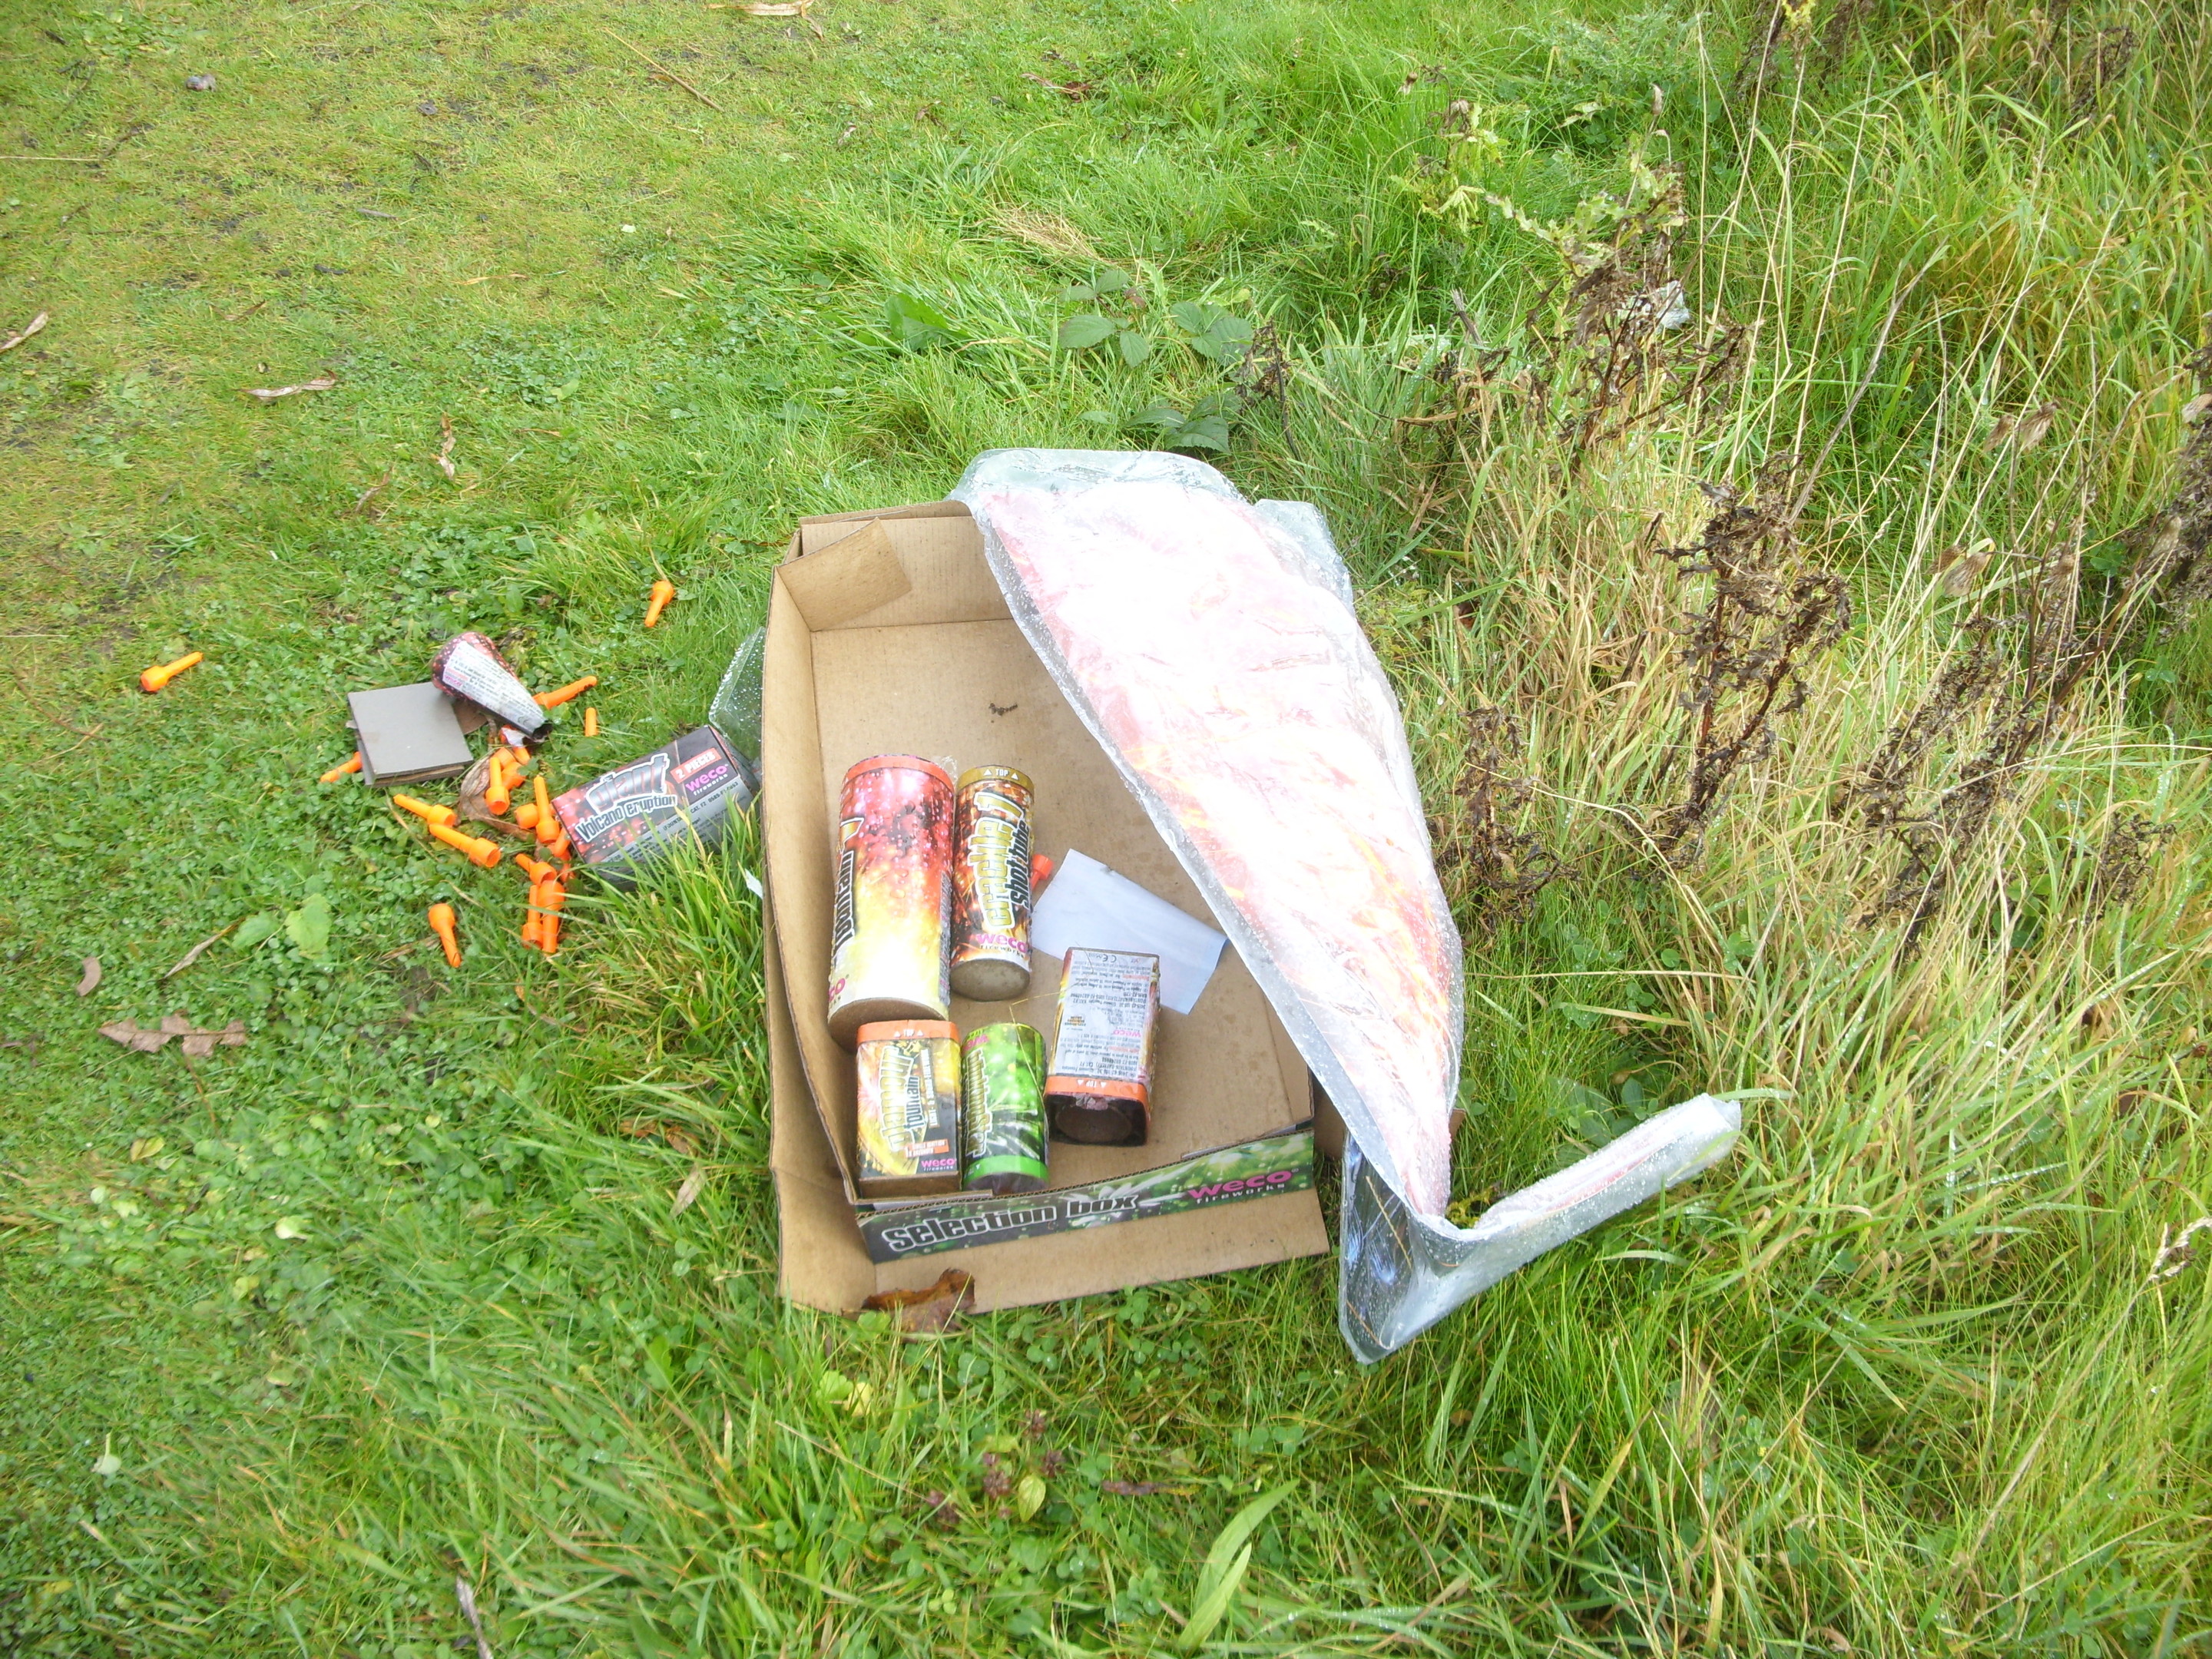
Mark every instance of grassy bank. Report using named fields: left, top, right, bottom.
left=2, top=0, right=2208, bottom=1652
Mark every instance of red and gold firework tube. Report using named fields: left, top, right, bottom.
left=827, top=754, right=955, bottom=1047
left=949, top=765, right=1034, bottom=1002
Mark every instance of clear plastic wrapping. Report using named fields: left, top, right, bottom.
left=952, top=450, right=1739, bottom=1359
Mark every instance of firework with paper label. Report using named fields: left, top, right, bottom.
left=854, top=1019, right=963, bottom=1198
left=1045, top=947, right=1158, bottom=1146
left=949, top=765, right=1034, bottom=1001
left=827, top=755, right=955, bottom=1047
left=429, top=631, right=547, bottom=740
left=960, top=1022, right=1048, bottom=1194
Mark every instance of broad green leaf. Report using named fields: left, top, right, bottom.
left=1058, top=282, right=1098, bottom=303
left=230, top=912, right=280, bottom=951
left=1091, top=268, right=1131, bottom=293
left=1055, top=314, right=1115, bottom=350
left=1015, top=1472, right=1046, bottom=1520
left=1168, top=299, right=1212, bottom=334
left=883, top=292, right=955, bottom=350
left=284, top=893, right=332, bottom=961
left=1172, top=413, right=1231, bottom=451
left=1135, top=402, right=1187, bottom=432
left=1117, top=329, right=1154, bottom=365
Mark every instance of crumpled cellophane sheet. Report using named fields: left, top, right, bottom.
left=952, top=450, right=1739, bottom=1359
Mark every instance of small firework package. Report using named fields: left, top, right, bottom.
left=430, top=631, right=547, bottom=740
left=853, top=1020, right=964, bottom=1197
left=551, top=727, right=753, bottom=887
left=760, top=502, right=1325, bottom=1313
left=1045, top=948, right=1158, bottom=1146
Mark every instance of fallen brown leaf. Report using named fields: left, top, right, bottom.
left=671, top=1166, right=707, bottom=1217
left=243, top=376, right=337, bottom=402
left=0, top=312, right=49, bottom=353
left=75, top=956, right=101, bottom=997
left=98, top=1015, right=247, bottom=1055
left=160, top=925, right=235, bottom=982
left=1022, top=72, right=1096, bottom=99
left=459, top=273, right=528, bottom=286
left=619, top=1118, right=701, bottom=1158
left=861, top=1268, right=974, bottom=1335
left=435, top=412, right=456, bottom=479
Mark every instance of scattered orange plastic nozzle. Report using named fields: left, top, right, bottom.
left=515, top=802, right=541, bottom=831
left=485, top=753, right=513, bottom=816
left=502, top=744, right=533, bottom=775
left=532, top=776, right=558, bottom=846
left=1031, top=852, right=1058, bottom=897
left=428, top=902, right=462, bottom=967
left=515, top=853, right=559, bottom=883
left=391, top=793, right=458, bottom=830
left=538, top=879, right=567, bottom=955
left=427, top=820, right=502, bottom=869
left=320, top=751, right=363, bottom=783
left=534, top=676, right=598, bottom=710
left=547, top=829, right=574, bottom=863
left=581, top=706, right=598, bottom=738
left=521, top=889, right=542, bottom=948
left=139, top=651, right=204, bottom=694
left=644, top=578, right=677, bottom=629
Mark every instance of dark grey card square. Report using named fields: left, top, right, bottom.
left=348, top=682, right=475, bottom=786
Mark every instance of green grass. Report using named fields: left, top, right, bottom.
left=4, top=0, right=2210, bottom=1653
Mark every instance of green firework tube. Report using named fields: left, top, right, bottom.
left=961, top=1022, right=1048, bottom=1194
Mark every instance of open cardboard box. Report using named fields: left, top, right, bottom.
left=763, top=501, right=1330, bottom=1313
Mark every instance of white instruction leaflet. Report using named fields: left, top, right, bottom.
left=1030, top=849, right=1227, bottom=1014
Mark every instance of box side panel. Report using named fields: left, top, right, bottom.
left=792, top=515, right=1008, bottom=631
left=763, top=577, right=860, bottom=1183
left=766, top=909, right=881, bottom=1311
left=869, top=1189, right=1328, bottom=1312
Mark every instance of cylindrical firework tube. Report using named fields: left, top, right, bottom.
left=430, top=631, right=548, bottom=740
left=1045, top=948, right=1160, bottom=1146
left=827, top=755, right=955, bottom=1047
left=961, top=1023, right=1048, bottom=1194
left=853, top=1020, right=963, bottom=1198
left=949, top=766, right=1034, bottom=1002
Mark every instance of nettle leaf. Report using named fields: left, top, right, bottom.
left=284, top=892, right=333, bottom=961
left=882, top=292, right=956, bottom=351
left=1117, top=329, right=1154, bottom=366
left=1055, top=314, right=1115, bottom=350
left=1091, top=268, right=1131, bottom=294
left=230, top=912, right=280, bottom=952
left=1172, top=413, right=1231, bottom=451
left=1170, top=301, right=1257, bottom=363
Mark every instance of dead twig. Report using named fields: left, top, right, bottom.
left=603, top=30, right=724, bottom=111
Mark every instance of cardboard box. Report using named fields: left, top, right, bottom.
left=763, top=501, right=1330, bottom=1312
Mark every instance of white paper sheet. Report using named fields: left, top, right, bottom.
left=1029, top=849, right=1227, bottom=1014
